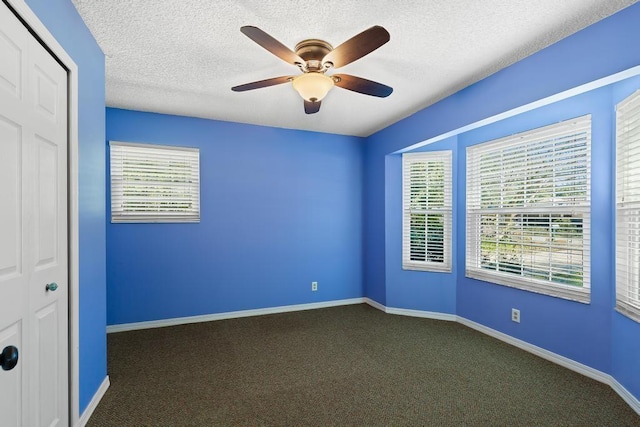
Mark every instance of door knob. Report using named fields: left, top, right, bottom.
left=46, top=282, right=58, bottom=292
left=0, top=345, right=19, bottom=371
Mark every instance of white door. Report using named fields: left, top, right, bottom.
left=0, top=2, right=69, bottom=426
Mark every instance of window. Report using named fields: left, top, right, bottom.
left=402, top=151, right=452, bottom=272
left=616, top=90, right=640, bottom=322
left=110, top=141, right=200, bottom=223
left=466, top=116, right=591, bottom=302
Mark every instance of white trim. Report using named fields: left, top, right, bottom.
left=364, top=298, right=457, bottom=321
left=78, top=376, right=109, bottom=427
left=610, top=378, right=640, bottom=416
left=456, top=316, right=609, bottom=383
left=387, top=307, right=457, bottom=321
left=103, top=297, right=640, bottom=416
left=107, top=298, right=365, bottom=333
left=364, top=297, right=386, bottom=312
left=4, top=0, right=81, bottom=425
left=457, top=316, right=640, bottom=416
left=363, top=299, right=640, bottom=416
left=395, top=65, right=640, bottom=154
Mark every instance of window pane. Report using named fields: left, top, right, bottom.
left=467, top=116, right=590, bottom=300
left=409, top=162, right=427, bottom=210
left=410, top=213, right=426, bottom=261
left=477, top=133, right=589, bottom=209
left=426, top=214, right=444, bottom=262
left=110, top=141, right=200, bottom=223
left=403, top=151, right=452, bottom=271
left=616, top=90, right=640, bottom=320
left=478, top=213, right=584, bottom=287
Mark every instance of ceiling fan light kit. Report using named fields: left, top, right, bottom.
left=292, top=73, right=334, bottom=102
left=232, top=25, right=393, bottom=114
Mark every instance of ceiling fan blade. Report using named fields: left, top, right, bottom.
left=304, top=100, right=321, bottom=114
left=322, top=26, right=390, bottom=69
left=240, top=26, right=305, bottom=66
left=333, top=74, right=393, bottom=97
left=231, top=76, right=293, bottom=92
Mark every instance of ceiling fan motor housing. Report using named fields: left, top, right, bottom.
left=294, top=39, right=333, bottom=71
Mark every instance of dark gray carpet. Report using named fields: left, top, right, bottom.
left=88, top=304, right=639, bottom=426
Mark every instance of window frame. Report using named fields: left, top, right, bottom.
left=616, top=90, right=640, bottom=322
left=465, top=116, right=591, bottom=303
left=109, top=141, right=200, bottom=223
left=402, top=150, right=453, bottom=272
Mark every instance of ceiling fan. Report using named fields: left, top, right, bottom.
left=231, top=25, right=393, bottom=114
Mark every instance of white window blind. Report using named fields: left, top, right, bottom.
left=110, top=141, right=200, bottom=223
left=616, top=90, right=640, bottom=322
left=402, top=151, right=452, bottom=272
left=466, top=116, right=591, bottom=302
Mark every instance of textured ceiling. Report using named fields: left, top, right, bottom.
left=72, top=0, right=638, bottom=137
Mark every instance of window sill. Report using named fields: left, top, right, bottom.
left=615, top=302, right=640, bottom=324
left=111, top=217, right=200, bottom=223
left=403, top=263, right=452, bottom=273
left=466, top=268, right=590, bottom=303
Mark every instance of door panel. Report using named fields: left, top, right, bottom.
left=0, top=117, right=21, bottom=280
left=0, top=323, right=22, bottom=427
left=0, top=28, right=21, bottom=99
left=27, top=26, right=68, bottom=427
left=34, top=65, right=58, bottom=120
left=34, top=135, right=58, bottom=270
left=35, top=303, right=59, bottom=426
left=0, top=10, right=27, bottom=422
left=0, top=3, right=68, bottom=425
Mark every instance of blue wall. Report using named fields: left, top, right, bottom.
left=365, top=2, right=640, bottom=402
left=106, top=108, right=364, bottom=325
left=384, top=137, right=458, bottom=313
left=456, top=87, right=615, bottom=372
left=25, top=0, right=107, bottom=414
left=364, top=3, right=640, bottom=304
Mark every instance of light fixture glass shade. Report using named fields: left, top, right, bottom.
left=292, top=73, right=334, bottom=102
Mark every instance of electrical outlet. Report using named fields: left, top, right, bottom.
left=511, top=308, right=520, bottom=323
left=311, top=281, right=318, bottom=291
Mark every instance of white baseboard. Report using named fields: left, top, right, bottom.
left=364, top=297, right=386, bottom=312
left=363, top=297, right=456, bottom=321
left=610, top=377, right=640, bottom=415
left=78, top=375, right=109, bottom=427
left=104, top=297, right=640, bottom=416
left=387, top=306, right=457, bottom=321
left=365, top=298, right=640, bottom=416
left=107, top=298, right=365, bottom=333
left=457, top=316, right=640, bottom=415
left=456, top=317, right=610, bottom=383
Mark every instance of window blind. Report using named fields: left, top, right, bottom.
left=616, top=90, right=640, bottom=322
left=466, top=116, right=591, bottom=302
left=110, top=141, right=200, bottom=223
left=402, top=151, right=452, bottom=272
